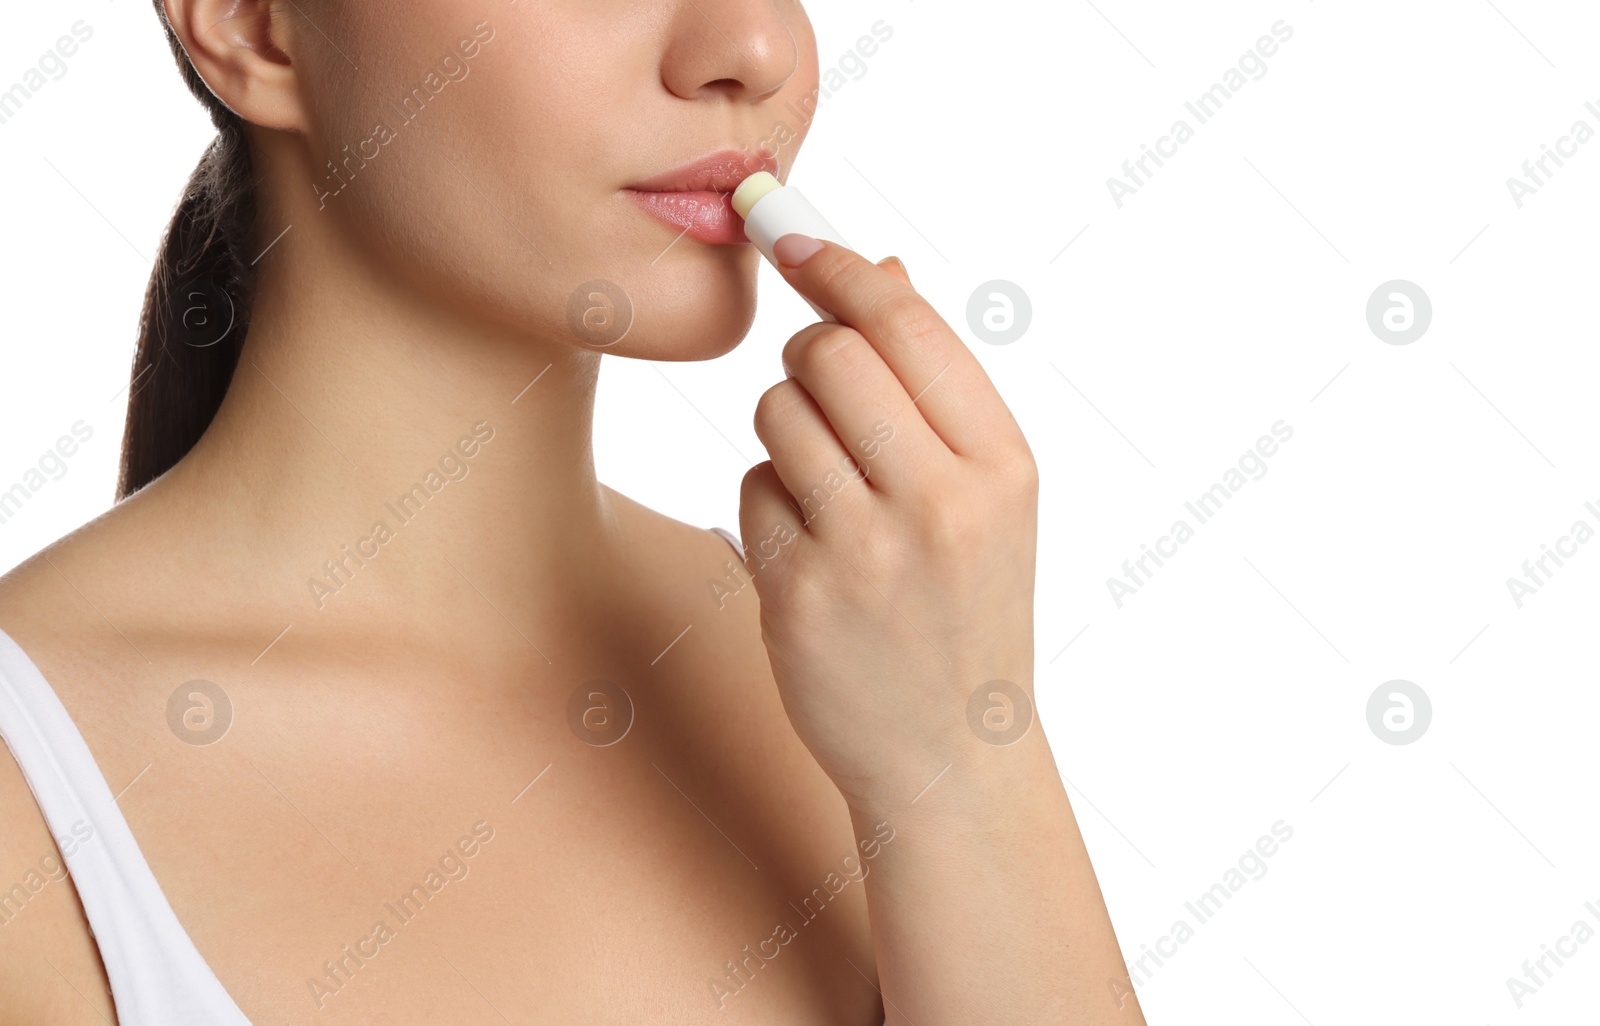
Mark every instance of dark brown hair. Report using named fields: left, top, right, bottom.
left=117, top=1, right=261, bottom=500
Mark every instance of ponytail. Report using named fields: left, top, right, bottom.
left=118, top=2, right=260, bottom=499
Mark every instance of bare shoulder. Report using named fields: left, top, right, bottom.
left=0, top=479, right=162, bottom=642
left=0, top=554, right=117, bottom=1023
left=0, top=510, right=175, bottom=1023
left=600, top=483, right=764, bottom=634
left=0, top=727, right=114, bottom=1025
left=598, top=484, right=823, bottom=752
left=0, top=506, right=161, bottom=755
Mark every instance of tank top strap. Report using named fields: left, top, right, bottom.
left=0, top=626, right=252, bottom=1024
left=709, top=525, right=744, bottom=559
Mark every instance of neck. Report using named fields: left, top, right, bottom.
left=148, top=218, right=621, bottom=647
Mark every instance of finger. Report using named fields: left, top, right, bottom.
left=779, top=320, right=943, bottom=498
left=772, top=234, right=1021, bottom=459
left=877, top=255, right=911, bottom=286
left=738, top=460, right=809, bottom=568
left=751, top=377, right=873, bottom=536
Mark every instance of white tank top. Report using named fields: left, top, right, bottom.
left=0, top=528, right=896, bottom=1025
left=0, top=623, right=253, bottom=1023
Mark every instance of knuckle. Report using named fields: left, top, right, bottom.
left=916, top=494, right=981, bottom=551
left=779, top=322, right=828, bottom=371
left=812, top=247, right=870, bottom=297
left=753, top=379, right=807, bottom=433
left=786, top=561, right=834, bottom=611
left=875, top=289, right=945, bottom=346
left=791, top=324, right=865, bottom=376
left=851, top=529, right=900, bottom=578
left=755, top=543, right=827, bottom=613
left=994, top=441, right=1040, bottom=498
left=739, top=459, right=774, bottom=492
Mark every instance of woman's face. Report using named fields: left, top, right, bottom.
left=280, top=0, right=819, bottom=360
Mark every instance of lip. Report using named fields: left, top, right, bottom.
left=624, top=147, right=780, bottom=246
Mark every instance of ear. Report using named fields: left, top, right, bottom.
left=162, top=0, right=306, bottom=132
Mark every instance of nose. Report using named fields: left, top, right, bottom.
left=660, top=0, right=799, bottom=104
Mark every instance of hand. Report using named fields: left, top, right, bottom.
left=738, top=234, right=1042, bottom=816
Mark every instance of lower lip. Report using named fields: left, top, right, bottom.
left=624, top=190, right=751, bottom=246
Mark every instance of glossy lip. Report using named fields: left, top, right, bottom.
left=624, top=148, right=780, bottom=246
left=627, top=147, right=780, bottom=194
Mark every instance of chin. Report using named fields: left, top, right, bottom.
left=582, top=258, right=760, bottom=363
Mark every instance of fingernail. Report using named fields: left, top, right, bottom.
left=881, top=255, right=908, bottom=277
left=774, top=233, right=825, bottom=268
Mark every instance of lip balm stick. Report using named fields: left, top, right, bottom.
left=733, top=171, right=848, bottom=324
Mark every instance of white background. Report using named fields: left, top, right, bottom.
left=3, top=1, right=1599, bottom=1022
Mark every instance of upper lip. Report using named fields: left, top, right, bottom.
left=626, top=148, right=780, bottom=194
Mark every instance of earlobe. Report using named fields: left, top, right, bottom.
left=163, top=0, right=306, bottom=131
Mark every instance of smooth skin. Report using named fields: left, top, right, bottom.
left=0, top=0, right=1147, bottom=1023
left=749, top=235, right=1147, bottom=1023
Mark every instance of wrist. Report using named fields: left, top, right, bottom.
left=841, top=724, right=1062, bottom=830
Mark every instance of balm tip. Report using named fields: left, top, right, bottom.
left=732, top=171, right=782, bottom=220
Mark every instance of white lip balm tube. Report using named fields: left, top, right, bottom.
left=733, top=171, right=848, bottom=324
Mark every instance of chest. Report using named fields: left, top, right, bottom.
left=56, top=661, right=885, bottom=1025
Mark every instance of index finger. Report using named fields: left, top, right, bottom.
left=771, top=233, right=1021, bottom=460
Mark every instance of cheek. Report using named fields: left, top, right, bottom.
left=305, top=16, right=594, bottom=326
left=304, top=64, right=576, bottom=323
left=298, top=2, right=818, bottom=357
